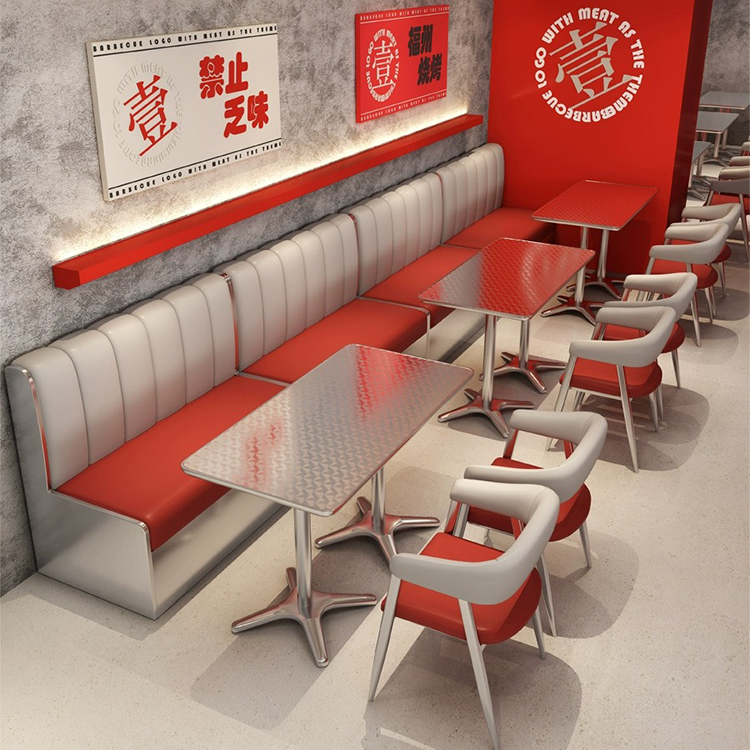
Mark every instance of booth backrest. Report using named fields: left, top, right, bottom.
left=435, top=143, right=505, bottom=242
left=11, top=274, right=236, bottom=489
left=349, top=173, right=443, bottom=294
left=217, top=214, right=358, bottom=371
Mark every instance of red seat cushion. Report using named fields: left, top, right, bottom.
left=59, top=376, right=284, bottom=550
left=709, top=193, right=750, bottom=212
left=445, top=458, right=591, bottom=543
left=382, top=532, right=541, bottom=645
left=603, top=322, right=685, bottom=353
left=245, top=298, right=427, bottom=383
left=564, top=358, right=662, bottom=398
left=446, top=206, right=555, bottom=249
left=715, top=243, right=731, bottom=263
left=651, top=258, right=718, bottom=289
left=363, top=244, right=480, bottom=323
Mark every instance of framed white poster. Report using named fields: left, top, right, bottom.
left=87, top=25, right=282, bottom=201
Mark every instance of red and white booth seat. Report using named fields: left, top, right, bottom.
left=6, top=143, right=556, bottom=618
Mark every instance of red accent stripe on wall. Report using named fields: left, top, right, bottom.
left=53, top=114, right=483, bottom=289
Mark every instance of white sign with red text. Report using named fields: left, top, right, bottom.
left=87, top=25, right=282, bottom=201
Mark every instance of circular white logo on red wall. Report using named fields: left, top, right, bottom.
left=534, top=8, right=645, bottom=122
left=366, top=28, right=400, bottom=102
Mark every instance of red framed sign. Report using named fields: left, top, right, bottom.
left=355, top=5, right=449, bottom=123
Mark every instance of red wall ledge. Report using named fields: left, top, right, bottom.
left=53, top=113, right=483, bottom=289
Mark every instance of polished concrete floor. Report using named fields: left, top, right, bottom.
left=2, top=209, right=748, bottom=750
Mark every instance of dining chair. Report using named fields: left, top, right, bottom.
left=599, top=272, right=698, bottom=387
left=646, top=221, right=730, bottom=345
left=552, top=306, right=677, bottom=472
left=368, top=482, right=559, bottom=750
left=679, top=203, right=742, bottom=296
left=705, top=176, right=749, bottom=260
left=444, top=410, right=607, bottom=637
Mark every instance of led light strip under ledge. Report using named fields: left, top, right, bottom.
left=52, top=113, right=483, bottom=289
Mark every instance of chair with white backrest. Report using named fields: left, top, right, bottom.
left=368, top=482, right=559, bottom=750
left=646, top=220, right=730, bottom=346
left=445, top=410, right=608, bottom=637
left=705, top=175, right=749, bottom=259
left=599, top=272, right=698, bottom=388
left=552, top=306, right=677, bottom=472
left=679, top=203, right=743, bottom=294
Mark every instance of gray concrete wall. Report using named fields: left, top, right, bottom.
left=702, top=0, right=749, bottom=144
left=0, top=1, right=492, bottom=594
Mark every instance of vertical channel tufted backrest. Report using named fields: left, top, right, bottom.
left=10, top=274, right=238, bottom=489
left=435, top=142, right=505, bottom=242
left=218, top=213, right=359, bottom=371
left=350, top=173, right=443, bottom=294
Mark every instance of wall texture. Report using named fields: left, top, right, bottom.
left=0, top=0, right=492, bottom=594
left=702, top=0, right=749, bottom=144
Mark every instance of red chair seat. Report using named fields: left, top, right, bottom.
left=715, top=244, right=732, bottom=263
left=564, top=358, right=662, bottom=399
left=59, top=376, right=284, bottom=550
left=445, top=458, right=591, bottom=543
left=603, top=322, right=685, bottom=353
left=245, top=298, right=427, bottom=383
left=709, top=193, right=750, bottom=213
left=363, top=244, right=480, bottom=323
left=382, top=532, right=541, bottom=645
left=650, top=258, right=718, bottom=289
left=446, top=206, right=555, bottom=249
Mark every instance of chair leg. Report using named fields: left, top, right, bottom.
left=719, top=262, right=727, bottom=297
left=459, top=600, right=500, bottom=750
left=573, top=391, right=585, bottom=411
left=537, top=553, right=557, bottom=637
left=656, top=385, right=665, bottom=423
left=648, top=392, right=660, bottom=432
left=617, top=367, right=639, bottom=473
left=368, top=576, right=401, bottom=702
left=548, top=360, right=575, bottom=450
left=579, top=521, right=592, bottom=568
left=671, top=349, right=681, bottom=388
left=690, top=295, right=702, bottom=347
left=704, top=288, right=714, bottom=324
left=739, top=203, right=749, bottom=260
left=530, top=606, right=546, bottom=659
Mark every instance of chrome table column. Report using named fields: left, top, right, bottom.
left=438, top=314, right=533, bottom=436
left=315, top=467, right=440, bottom=560
left=232, top=509, right=376, bottom=667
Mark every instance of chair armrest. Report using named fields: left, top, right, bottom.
left=664, top=223, right=718, bottom=242
left=708, top=178, right=750, bottom=197
left=681, top=204, right=734, bottom=221
left=648, top=244, right=692, bottom=263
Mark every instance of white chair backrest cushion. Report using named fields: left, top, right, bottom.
left=435, top=142, right=505, bottom=242
left=11, top=274, right=237, bottom=488
left=218, top=214, right=359, bottom=370
left=350, top=173, right=442, bottom=294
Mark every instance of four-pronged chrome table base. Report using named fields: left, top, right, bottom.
left=315, top=468, right=440, bottom=561
left=232, top=508, right=376, bottom=668
left=437, top=315, right=533, bottom=437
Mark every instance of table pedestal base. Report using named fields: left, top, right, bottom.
left=232, top=509, right=376, bottom=668
left=584, top=275, right=621, bottom=300
left=541, top=295, right=599, bottom=325
left=438, top=388, right=534, bottom=437
left=494, top=352, right=566, bottom=394
left=315, top=469, right=440, bottom=561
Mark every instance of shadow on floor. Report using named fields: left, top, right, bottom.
left=362, top=632, right=582, bottom=750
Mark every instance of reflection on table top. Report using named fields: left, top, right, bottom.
left=419, top=237, right=594, bottom=319
left=692, top=140, right=713, bottom=161
left=182, top=345, right=472, bottom=517
left=699, top=91, right=750, bottom=111
left=695, top=110, right=739, bottom=133
left=532, top=180, right=658, bottom=231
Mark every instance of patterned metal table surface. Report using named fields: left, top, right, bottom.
left=419, top=237, right=594, bottom=319
left=182, top=345, right=472, bottom=516
left=532, top=180, right=658, bottom=231
left=695, top=110, right=739, bottom=134
left=699, top=91, right=750, bottom=111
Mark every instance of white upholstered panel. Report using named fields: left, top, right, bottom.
left=217, top=260, right=265, bottom=371
left=12, top=348, right=90, bottom=488
left=293, top=232, right=326, bottom=328
left=349, top=203, right=380, bottom=294
left=247, top=250, right=288, bottom=355
left=328, top=214, right=359, bottom=303
left=130, top=300, right=187, bottom=420
left=273, top=239, right=309, bottom=339
left=159, top=286, right=215, bottom=404
left=191, top=274, right=236, bottom=385
left=94, top=314, right=158, bottom=441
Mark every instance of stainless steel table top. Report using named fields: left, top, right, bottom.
left=695, top=110, right=739, bottom=134
left=182, top=345, right=472, bottom=516
left=419, top=237, right=594, bottom=320
left=700, top=91, right=750, bottom=111
left=692, top=140, right=712, bottom=162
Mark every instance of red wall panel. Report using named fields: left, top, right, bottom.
left=488, top=1, right=712, bottom=274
